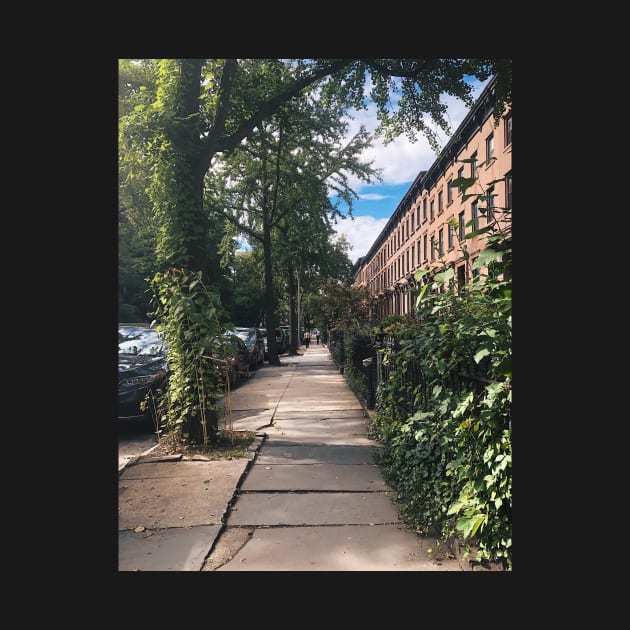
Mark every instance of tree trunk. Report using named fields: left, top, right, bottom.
left=263, top=212, right=280, bottom=366
left=287, top=269, right=298, bottom=355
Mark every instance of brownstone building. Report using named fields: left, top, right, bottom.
left=353, top=76, right=512, bottom=320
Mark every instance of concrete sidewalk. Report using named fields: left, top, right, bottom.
left=118, top=342, right=463, bottom=571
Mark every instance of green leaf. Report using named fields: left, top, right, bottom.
left=469, top=515, right=486, bottom=538
left=474, top=348, right=490, bottom=363
left=414, top=268, right=430, bottom=282
left=456, top=516, right=477, bottom=538
left=475, top=247, right=502, bottom=266
left=434, top=267, right=454, bottom=284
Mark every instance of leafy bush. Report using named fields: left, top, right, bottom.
left=368, top=185, right=512, bottom=569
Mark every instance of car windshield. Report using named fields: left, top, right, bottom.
left=233, top=327, right=254, bottom=343
left=212, top=334, right=244, bottom=358
left=119, top=327, right=166, bottom=357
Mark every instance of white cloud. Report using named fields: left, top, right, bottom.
left=359, top=193, right=390, bottom=201
left=330, top=80, right=490, bottom=264
left=343, top=89, right=485, bottom=190
left=333, top=215, right=389, bottom=264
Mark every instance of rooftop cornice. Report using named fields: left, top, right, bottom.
left=356, top=75, right=502, bottom=268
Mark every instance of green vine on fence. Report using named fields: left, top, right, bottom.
left=363, top=176, right=512, bottom=569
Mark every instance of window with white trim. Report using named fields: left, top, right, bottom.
left=504, top=113, right=512, bottom=147
left=458, top=211, right=465, bottom=241
left=486, top=133, right=494, bottom=162
left=472, top=201, right=479, bottom=231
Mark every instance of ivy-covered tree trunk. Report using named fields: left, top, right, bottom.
left=150, top=270, right=222, bottom=447
left=148, top=60, right=219, bottom=444
left=152, top=60, right=209, bottom=273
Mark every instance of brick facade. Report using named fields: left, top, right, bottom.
left=353, top=77, right=512, bottom=320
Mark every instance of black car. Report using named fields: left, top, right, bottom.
left=118, top=325, right=169, bottom=425
left=208, top=333, right=251, bottom=390
left=234, top=326, right=265, bottom=369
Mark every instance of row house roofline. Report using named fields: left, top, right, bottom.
left=352, top=75, right=500, bottom=273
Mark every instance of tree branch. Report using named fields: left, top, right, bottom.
left=207, top=59, right=351, bottom=157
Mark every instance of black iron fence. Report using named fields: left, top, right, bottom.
left=327, top=329, right=498, bottom=412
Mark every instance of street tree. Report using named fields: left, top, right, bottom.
left=207, top=92, right=379, bottom=363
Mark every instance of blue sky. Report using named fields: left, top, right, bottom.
left=331, top=77, right=489, bottom=263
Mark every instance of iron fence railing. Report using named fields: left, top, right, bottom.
left=327, top=329, right=502, bottom=412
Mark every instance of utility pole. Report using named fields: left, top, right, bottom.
left=297, top=274, right=301, bottom=346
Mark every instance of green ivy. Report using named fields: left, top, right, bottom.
left=149, top=268, right=224, bottom=447
left=366, top=182, right=512, bottom=569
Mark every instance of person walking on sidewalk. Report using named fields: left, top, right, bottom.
left=304, top=330, right=310, bottom=348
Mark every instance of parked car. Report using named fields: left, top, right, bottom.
left=275, top=327, right=289, bottom=354
left=118, top=325, right=169, bottom=426
left=211, top=334, right=250, bottom=389
left=257, top=326, right=287, bottom=357
left=233, top=326, right=265, bottom=369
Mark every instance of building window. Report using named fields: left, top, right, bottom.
left=411, top=244, right=415, bottom=268
left=448, top=222, right=454, bottom=250
left=504, top=113, right=512, bottom=147
left=457, top=166, right=464, bottom=192
left=406, top=250, right=409, bottom=273
left=457, top=265, right=466, bottom=293
left=458, top=211, right=465, bottom=241
left=430, top=199, right=435, bottom=222
left=472, top=201, right=479, bottom=231
left=447, top=178, right=453, bottom=204
left=438, top=228, right=444, bottom=256
left=423, top=234, right=428, bottom=261
left=411, top=213, right=415, bottom=233
left=486, top=133, right=494, bottom=162
left=423, top=197, right=427, bottom=221
left=416, top=205, right=421, bottom=227
left=431, top=235, right=436, bottom=260
left=471, top=152, right=478, bottom=179
left=486, top=187, right=495, bottom=222
left=438, top=190, right=443, bottom=214
left=401, top=223, right=405, bottom=242
left=506, top=172, right=512, bottom=209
